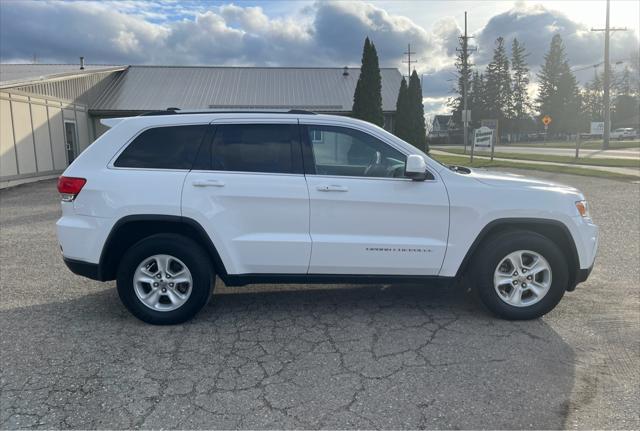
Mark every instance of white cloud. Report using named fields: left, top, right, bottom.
left=0, top=0, right=637, bottom=114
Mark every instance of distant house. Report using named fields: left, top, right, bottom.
left=428, top=114, right=454, bottom=138
left=1, top=64, right=403, bottom=187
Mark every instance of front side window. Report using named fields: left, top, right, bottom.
left=114, top=125, right=207, bottom=169
left=305, top=125, right=406, bottom=178
left=209, top=124, right=301, bottom=174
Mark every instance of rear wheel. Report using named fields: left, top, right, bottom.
left=117, top=234, right=213, bottom=324
left=470, top=230, right=568, bottom=320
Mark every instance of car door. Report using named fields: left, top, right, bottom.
left=301, top=123, right=449, bottom=276
left=182, top=120, right=311, bottom=275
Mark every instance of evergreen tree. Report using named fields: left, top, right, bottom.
left=582, top=72, right=604, bottom=122
left=536, top=34, right=581, bottom=135
left=394, top=77, right=411, bottom=142
left=613, top=93, right=640, bottom=125
left=484, top=37, right=512, bottom=121
left=407, top=70, right=428, bottom=151
left=615, top=66, right=633, bottom=96
left=468, top=71, right=487, bottom=128
left=449, top=35, right=473, bottom=127
left=352, top=37, right=384, bottom=126
left=611, top=63, right=640, bottom=127
left=510, top=39, right=531, bottom=118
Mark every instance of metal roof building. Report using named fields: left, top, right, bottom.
left=1, top=64, right=403, bottom=187
left=92, top=66, right=402, bottom=115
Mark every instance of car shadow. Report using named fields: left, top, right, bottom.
left=1, top=283, right=576, bottom=429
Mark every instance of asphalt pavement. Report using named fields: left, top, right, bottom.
left=1, top=172, right=638, bottom=430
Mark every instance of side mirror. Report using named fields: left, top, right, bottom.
left=405, top=154, right=428, bottom=181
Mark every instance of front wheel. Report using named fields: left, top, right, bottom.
left=117, top=234, right=214, bottom=325
left=471, top=231, right=569, bottom=320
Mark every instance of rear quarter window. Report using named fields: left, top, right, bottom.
left=114, top=125, right=208, bottom=169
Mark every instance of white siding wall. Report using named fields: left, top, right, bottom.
left=0, top=91, right=92, bottom=188
left=48, top=107, right=67, bottom=171
left=31, top=100, right=54, bottom=172
left=11, top=98, right=37, bottom=175
left=0, top=97, right=18, bottom=177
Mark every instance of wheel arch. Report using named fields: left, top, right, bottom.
left=456, top=218, right=580, bottom=289
left=98, top=215, right=228, bottom=281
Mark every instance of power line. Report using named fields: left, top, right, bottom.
left=402, top=43, right=417, bottom=79
left=456, top=11, right=476, bottom=156
left=590, top=0, right=628, bottom=150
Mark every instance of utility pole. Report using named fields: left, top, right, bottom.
left=591, top=0, right=627, bottom=150
left=402, top=43, right=417, bottom=79
left=457, top=11, right=476, bottom=155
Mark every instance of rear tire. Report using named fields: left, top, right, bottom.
left=470, top=230, right=568, bottom=320
left=117, top=234, right=213, bottom=325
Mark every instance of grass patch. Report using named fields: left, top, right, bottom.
left=510, top=140, right=640, bottom=150
left=431, top=154, right=639, bottom=182
left=436, top=148, right=640, bottom=168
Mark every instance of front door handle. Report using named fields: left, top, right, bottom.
left=316, top=184, right=348, bottom=192
left=192, top=179, right=225, bottom=187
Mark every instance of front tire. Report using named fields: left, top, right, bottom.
left=470, top=230, right=568, bottom=320
left=117, top=234, right=213, bottom=325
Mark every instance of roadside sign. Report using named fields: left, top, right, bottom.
left=542, top=115, right=552, bottom=126
left=590, top=122, right=604, bottom=135
left=474, top=119, right=498, bottom=162
left=473, top=127, right=493, bottom=150
left=462, top=110, right=471, bottom=123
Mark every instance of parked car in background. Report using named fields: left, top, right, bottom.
left=610, top=128, right=637, bottom=140
left=56, top=111, right=598, bottom=325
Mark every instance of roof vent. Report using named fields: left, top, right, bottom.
left=79, top=56, right=85, bottom=70
left=343, top=66, right=349, bottom=76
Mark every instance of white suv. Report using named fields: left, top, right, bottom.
left=56, top=111, right=598, bottom=324
left=610, top=128, right=637, bottom=140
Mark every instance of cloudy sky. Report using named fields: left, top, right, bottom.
left=1, top=0, right=638, bottom=116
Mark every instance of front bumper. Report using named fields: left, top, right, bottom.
left=576, top=265, right=594, bottom=284
left=63, top=257, right=103, bottom=281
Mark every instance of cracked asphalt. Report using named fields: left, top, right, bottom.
left=1, top=171, right=639, bottom=430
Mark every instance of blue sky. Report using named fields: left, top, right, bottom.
left=1, top=0, right=638, bottom=116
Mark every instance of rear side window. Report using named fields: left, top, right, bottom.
left=114, top=125, right=208, bottom=169
left=206, top=124, right=302, bottom=174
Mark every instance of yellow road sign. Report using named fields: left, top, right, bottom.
left=542, top=115, right=552, bottom=126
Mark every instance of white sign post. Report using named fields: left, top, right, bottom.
left=474, top=127, right=493, bottom=149
left=590, top=122, right=605, bottom=135
left=470, top=127, right=493, bottom=162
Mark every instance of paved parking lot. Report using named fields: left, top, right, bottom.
left=1, top=172, right=638, bottom=429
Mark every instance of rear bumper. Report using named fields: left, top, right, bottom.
left=63, top=257, right=102, bottom=281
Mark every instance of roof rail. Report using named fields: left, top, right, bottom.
left=139, top=109, right=178, bottom=116
left=138, top=108, right=317, bottom=116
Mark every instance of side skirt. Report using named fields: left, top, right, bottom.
left=219, top=273, right=455, bottom=287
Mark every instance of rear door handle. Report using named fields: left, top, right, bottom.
left=316, top=184, right=348, bottom=192
left=192, top=179, right=225, bottom=187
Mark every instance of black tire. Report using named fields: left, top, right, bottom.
left=470, top=230, right=568, bottom=320
left=116, top=233, right=214, bottom=325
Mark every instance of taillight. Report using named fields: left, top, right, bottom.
left=57, top=176, right=86, bottom=202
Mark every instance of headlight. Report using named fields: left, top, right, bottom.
left=575, top=200, right=590, bottom=218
